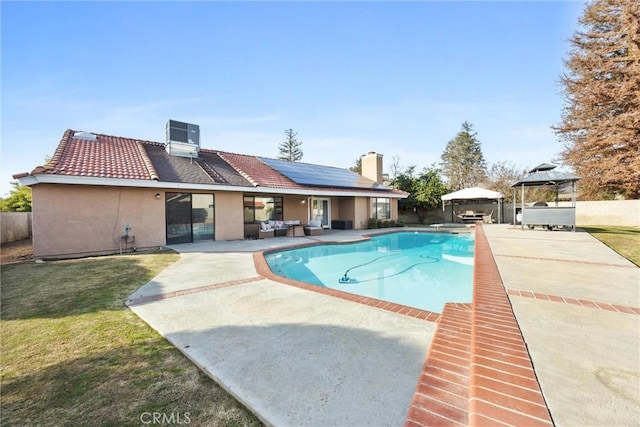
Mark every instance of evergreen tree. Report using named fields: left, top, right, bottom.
left=278, top=129, right=303, bottom=162
left=553, top=0, right=640, bottom=199
left=348, top=157, right=362, bottom=174
left=1, top=182, right=32, bottom=212
left=440, top=121, right=487, bottom=191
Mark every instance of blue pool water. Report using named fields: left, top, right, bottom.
left=265, top=231, right=474, bottom=313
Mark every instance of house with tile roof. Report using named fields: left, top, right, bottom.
left=14, top=121, right=407, bottom=259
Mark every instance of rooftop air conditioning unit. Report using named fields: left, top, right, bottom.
left=165, top=120, right=200, bottom=158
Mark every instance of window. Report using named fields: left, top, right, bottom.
left=371, top=197, right=391, bottom=220
left=244, top=196, right=283, bottom=223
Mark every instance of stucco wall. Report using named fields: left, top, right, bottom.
left=353, top=197, right=370, bottom=229
left=391, top=198, right=399, bottom=221
left=32, top=185, right=166, bottom=259
left=337, top=198, right=355, bottom=225
left=1, top=212, right=32, bottom=243
left=283, top=195, right=308, bottom=222
left=214, top=191, right=244, bottom=240
left=330, top=197, right=341, bottom=222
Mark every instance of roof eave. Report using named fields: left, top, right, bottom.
left=16, top=174, right=408, bottom=198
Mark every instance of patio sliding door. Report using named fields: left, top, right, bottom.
left=166, top=192, right=215, bottom=244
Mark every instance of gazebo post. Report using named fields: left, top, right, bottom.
left=572, top=181, right=577, bottom=232
left=520, top=183, right=525, bottom=230
left=512, top=187, right=516, bottom=225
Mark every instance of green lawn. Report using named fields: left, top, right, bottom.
left=1, top=251, right=262, bottom=427
left=582, top=225, right=640, bottom=267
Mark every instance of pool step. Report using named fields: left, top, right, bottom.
left=405, top=302, right=472, bottom=426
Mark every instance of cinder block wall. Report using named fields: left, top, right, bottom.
left=400, top=200, right=639, bottom=227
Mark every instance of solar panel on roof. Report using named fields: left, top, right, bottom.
left=259, top=157, right=388, bottom=190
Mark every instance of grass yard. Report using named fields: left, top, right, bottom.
left=582, top=225, right=640, bottom=267
left=1, top=250, right=262, bottom=427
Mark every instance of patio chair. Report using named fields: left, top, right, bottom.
left=483, top=211, right=494, bottom=224
left=304, top=219, right=324, bottom=236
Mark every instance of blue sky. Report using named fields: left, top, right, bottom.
left=1, top=1, right=583, bottom=197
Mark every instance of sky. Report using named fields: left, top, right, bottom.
left=1, top=1, right=584, bottom=197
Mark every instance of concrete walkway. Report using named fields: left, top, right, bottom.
left=483, top=225, right=639, bottom=427
left=127, top=226, right=640, bottom=426
left=128, top=230, right=438, bottom=427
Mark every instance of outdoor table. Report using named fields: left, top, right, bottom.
left=286, top=224, right=305, bottom=237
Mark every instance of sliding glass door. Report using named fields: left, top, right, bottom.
left=192, top=194, right=214, bottom=241
left=166, top=193, right=214, bottom=244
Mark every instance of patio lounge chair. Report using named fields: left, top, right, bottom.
left=304, top=219, right=324, bottom=236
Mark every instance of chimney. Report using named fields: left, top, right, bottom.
left=361, top=151, right=383, bottom=184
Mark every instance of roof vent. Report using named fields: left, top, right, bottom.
left=72, top=131, right=97, bottom=141
left=165, top=120, right=200, bottom=158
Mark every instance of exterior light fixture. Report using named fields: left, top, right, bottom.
left=155, top=193, right=161, bottom=199
left=301, top=198, right=306, bottom=204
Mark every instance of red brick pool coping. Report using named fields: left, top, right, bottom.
left=405, top=225, right=554, bottom=427
left=506, top=289, right=640, bottom=315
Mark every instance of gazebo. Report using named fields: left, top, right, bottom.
left=441, top=187, right=504, bottom=224
left=511, top=163, right=580, bottom=231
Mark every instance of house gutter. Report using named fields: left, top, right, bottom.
left=16, top=174, right=408, bottom=199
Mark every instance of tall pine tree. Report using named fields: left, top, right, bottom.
left=440, top=121, right=487, bottom=191
left=278, top=129, right=303, bottom=162
left=553, top=0, right=640, bottom=199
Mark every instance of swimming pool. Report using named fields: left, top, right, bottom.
left=264, top=231, right=474, bottom=313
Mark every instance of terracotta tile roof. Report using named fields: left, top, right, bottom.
left=24, top=129, right=404, bottom=196
left=217, top=151, right=300, bottom=189
left=32, top=130, right=159, bottom=180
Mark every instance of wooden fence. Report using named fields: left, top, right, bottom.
left=1, top=212, right=32, bottom=243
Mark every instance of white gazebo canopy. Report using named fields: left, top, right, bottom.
left=441, top=186, right=504, bottom=201
left=441, top=186, right=504, bottom=223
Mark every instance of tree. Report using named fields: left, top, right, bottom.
left=552, top=0, right=640, bottom=199
left=393, top=165, right=448, bottom=224
left=440, top=121, right=487, bottom=191
left=1, top=182, right=32, bottom=212
left=483, top=162, right=526, bottom=203
left=278, top=129, right=303, bottom=161
left=388, top=155, right=402, bottom=186
left=348, top=157, right=362, bottom=174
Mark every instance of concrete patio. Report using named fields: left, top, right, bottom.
left=127, top=225, right=639, bottom=426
